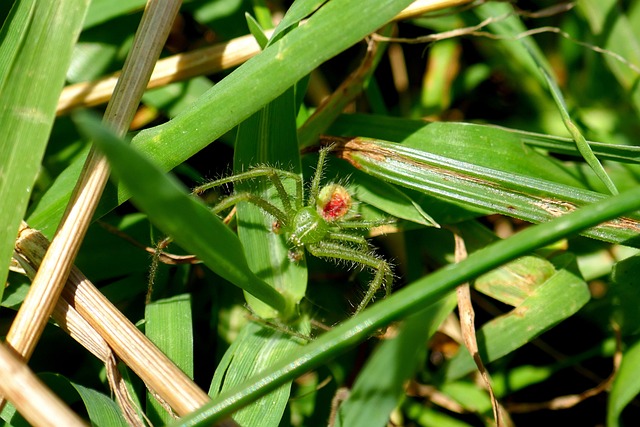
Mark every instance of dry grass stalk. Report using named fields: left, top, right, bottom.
left=56, top=30, right=270, bottom=115
left=56, top=0, right=474, bottom=116
left=14, top=222, right=211, bottom=416
left=0, top=342, right=86, bottom=427
left=0, top=0, right=183, bottom=414
left=406, top=380, right=466, bottom=414
left=299, top=37, right=379, bottom=147
left=13, top=232, right=147, bottom=427
left=394, top=0, right=473, bottom=21
left=453, top=232, right=506, bottom=427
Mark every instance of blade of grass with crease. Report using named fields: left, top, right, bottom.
left=172, top=185, right=640, bottom=427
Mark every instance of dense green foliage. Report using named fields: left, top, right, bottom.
left=2, top=1, right=640, bottom=426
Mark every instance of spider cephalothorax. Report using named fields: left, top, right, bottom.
left=194, top=146, right=393, bottom=314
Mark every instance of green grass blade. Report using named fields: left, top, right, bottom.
left=270, top=0, right=324, bottom=41
left=455, top=220, right=559, bottom=307
left=419, top=39, right=459, bottom=116
left=170, top=186, right=640, bottom=426
left=329, top=114, right=640, bottom=164
left=443, top=254, right=589, bottom=380
left=476, top=1, right=618, bottom=194
left=330, top=118, right=589, bottom=188
left=39, top=373, right=129, bottom=427
left=133, top=0, right=412, bottom=168
left=0, top=2, right=35, bottom=81
left=233, top=87, right=306, bottom=318
left=333, top=137, right=640, bottom=246
left=26, top=0, right=415, bottom=235
left=209, top=322, right=303, bottom=427
left=350, top=170, right=439, bottom=227
left=526, top=44, right=619, bottom=195
left=71, top=383, right=130, bottom=427
left=225, top=14, right=308, bottom=422
left=74, top=112, right=292, bottom=317
left=0, top=401, right=20, bottom=425
left=336, top=294, right=457, bottom=427
left=579, top=0, right=640, bottom=115
left=610, top=256, right=640, bottom=336
left=145, top=294, right=194, bottom=425
left=245, top=12, right=269, bottom=48
left=0, top=0, right=89, bottom=297
left=403, top=402, right=470, bottom=427
left=473, top=253, right=556, bottom=307
left=607, top=336, right=640, bottom=427
left=510, top=128, right=640, bottom=164
left=83, top=0, right=146, bottom=29
left=605, top=255, right=640, bottom=425
left=439, top=381, right=493, bottom=418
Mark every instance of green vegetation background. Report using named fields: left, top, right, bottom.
left=2, top=1, right=640, bottom=426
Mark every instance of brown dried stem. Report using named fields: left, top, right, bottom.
left=13, top=222, right=212, bottom=417
left=453, top=231, right=505, bottom=427
left=56, top=30, right=271, bottom=115
left=0, top=342, right=86, bottom=427
left=13, top=240, right=147, bottom=426
left=57, top=1, right=475, bottom=116
left=1, top=0, right=183, bottom=415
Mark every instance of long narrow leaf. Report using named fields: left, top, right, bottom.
left=0, top=0, right=89, bottom=297
left=171, top=184, right=640, bottom=426
left=443, top=254, right=589, bottom=380
left=221, top=19, right=307, bottom=423
left=336, top=294, right=457, bottom=427
left=329, top=114, right=640, bottom=164
left=27, top=0, right=416, bottom=236
left=608, top=337, right=640, bottom=427
left=74, top=113, right=292, bottom=317
left=330, top=137, right=640, bottom=246
left=146, top=294, right=194, bottom=425
left=233, top=86, right=306, bottom=318
left=476, top=1, right=618, bottom=194
left=209, top=322, right=303, bottom=427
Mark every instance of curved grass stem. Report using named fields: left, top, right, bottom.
left=173, top=187, right=640, bottom=427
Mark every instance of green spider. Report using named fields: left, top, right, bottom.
left=194, top=145, right=394, bottom=314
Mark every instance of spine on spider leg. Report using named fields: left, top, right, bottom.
left=194, top=166, right=305, bottom=222
left=306, top=240, right=394, bottom=313
left=211, top=192, right=289, bottom=227
left=356, top=259, right=394, bottom=314
left=325, top=231, right=370, bottom=250
left=309, top=146, right=334, bottom=204
left=192, top=166, right=301, bottom=195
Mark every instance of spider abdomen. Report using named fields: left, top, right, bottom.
left=289, top=206, right=329, bottom=246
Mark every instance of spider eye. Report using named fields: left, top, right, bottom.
left=317, top=184, right=352, bottom=221
left=288, top=248, right=304, bottom=263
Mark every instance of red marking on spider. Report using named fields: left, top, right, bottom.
left=317, top=184, right=352, bottom=221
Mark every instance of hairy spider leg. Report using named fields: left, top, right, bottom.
left=325, top=230, right=370, bottom=249
left=195, top=166, right=304, bottom=227
left=336, top=218, right=396, bottom=229
left=308, top=145, right=334, bottom=205
left=211, top=192, right=288, bottom=226
left=152, top=167, right=301, bottom=250
left=306, top=240, right=393, bottom=313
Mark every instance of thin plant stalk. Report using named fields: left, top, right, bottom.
left=1, top=0, right=182, bottom=410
